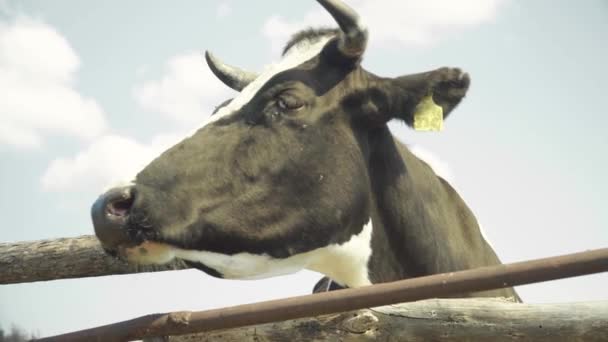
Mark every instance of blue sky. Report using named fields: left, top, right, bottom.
left=1, top=0, right=607, bottom=337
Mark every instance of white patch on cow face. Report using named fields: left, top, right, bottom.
left=191, top=35, right=334, bottom=133
left=175, top=219, right=373, bottom=287
left=124, top=219, right=374, bottom=288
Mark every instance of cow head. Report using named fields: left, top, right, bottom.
left=92, top=0, right=469, bottom=286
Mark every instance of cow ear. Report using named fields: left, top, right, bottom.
left=357, top=67, right=470, bottom=128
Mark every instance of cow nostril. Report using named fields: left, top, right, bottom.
left=107, top=195, right=134, bottom=218
left=92, top=185, right=137, bottom=251
left=99, top=186, right=136, bottom=220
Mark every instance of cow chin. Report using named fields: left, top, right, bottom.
left=121, top=241, right=177, bottom=265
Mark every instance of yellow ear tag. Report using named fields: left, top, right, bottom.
left=413, top=95, right=443, bottom=131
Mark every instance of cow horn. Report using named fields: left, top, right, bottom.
left=204, top=51, right=259, bottom=91
left=317, top=0, right=368, bottom=58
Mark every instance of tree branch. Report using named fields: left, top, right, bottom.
left=0, top=235, right=189, bottom=284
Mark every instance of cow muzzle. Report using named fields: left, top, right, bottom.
left=91, top=185, right=136, bottom=254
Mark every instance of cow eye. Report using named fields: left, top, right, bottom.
left=276, top=94, right=304, bottom=112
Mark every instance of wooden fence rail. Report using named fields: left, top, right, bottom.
left=20, top=246, right=607, bottom=342
left=0, top=235, right=189, bottom=284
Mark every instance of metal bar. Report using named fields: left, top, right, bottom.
left=37, top=248, right=608, bottom=342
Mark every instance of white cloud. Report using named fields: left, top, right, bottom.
left=43, top=49, right=233, bottom=193
left=0, top=17, right=107, bottom=148
left=41, top=133, right=185, bottom=193
left=133, top=52, right=233, bottom=126
left=263, top=0, right=507, bottom=54
left=263, top=11, right=329, bottom=56
left=409, top=144, right=455, bottom=184
left=216, top=2, right=232, bottom=19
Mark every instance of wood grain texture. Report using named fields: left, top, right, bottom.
left=161, top=298, right=608, bottom=342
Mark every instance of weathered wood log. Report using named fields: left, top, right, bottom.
left=35, top=246, right=608, bottom=341
left=160, top=298, right=608, bottom=342
left=163, top=298, right=608, bottom=342
left=37, top=299, right=608, bottom=342
left=0, top=235, right=190, bottom=284
left=4, top=237, right=608, bottom=341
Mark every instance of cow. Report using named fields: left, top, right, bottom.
left=92, top=0, right=520, bottom=301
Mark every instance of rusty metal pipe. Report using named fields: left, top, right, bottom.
left=37, top=247, right=608, bottom=341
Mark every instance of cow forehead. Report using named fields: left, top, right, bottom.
left=117, top=36, right=334, bottom=189
left=194, top=36, right=334, bottom=133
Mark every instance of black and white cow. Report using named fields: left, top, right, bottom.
left=92, top=0, right=520, bottom=300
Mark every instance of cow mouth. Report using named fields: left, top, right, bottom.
left=119, top=240, right=177, bottom=265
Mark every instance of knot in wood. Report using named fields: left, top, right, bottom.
left=167, top=312, right=191, bottom=327
left=341, top=311, right=378, bottom=334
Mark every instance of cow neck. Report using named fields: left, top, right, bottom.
left=363, top=127, right=522, bottom=302
left=364, top=126, right=446, bottom=284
